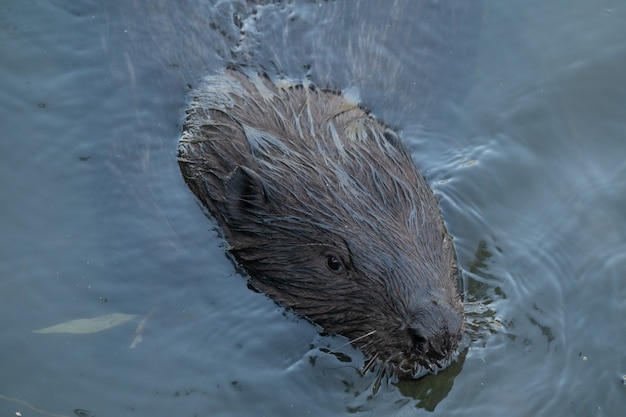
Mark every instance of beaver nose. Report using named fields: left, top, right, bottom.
left=407, top=300, right=462, bottom=361
left=408, top=326, right=448, bottom=361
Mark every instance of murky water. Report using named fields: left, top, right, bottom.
left=1, top=1, right=625, bottom=416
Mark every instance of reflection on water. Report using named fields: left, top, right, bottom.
left=394, top=349, right=467, bottom=412
left=464, top=240, right=507, bottom=345
left=1, top=0, right=626, bottom=416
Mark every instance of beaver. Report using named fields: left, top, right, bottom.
left=177, top=69, right=463, bottom=378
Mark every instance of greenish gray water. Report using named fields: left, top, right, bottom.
left=1, top=1, right=625, bottom=416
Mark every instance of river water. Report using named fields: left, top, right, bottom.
left=1, top=1, right=625, bottom=416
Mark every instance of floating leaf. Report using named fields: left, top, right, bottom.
left=33, top=313, right=138, bottom=334
left=129, top=315, right=148, bottom=348
left=129, top=309, right=156, bottom=348
left=129, top=333, right=143, bottom=349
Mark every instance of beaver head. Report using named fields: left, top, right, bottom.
left=178, top=70, right=463, bottom=377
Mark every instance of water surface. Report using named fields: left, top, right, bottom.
left=1, top=1, right=625, bottom=416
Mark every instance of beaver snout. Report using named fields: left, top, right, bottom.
left=407, top=301, right=463, bottom=363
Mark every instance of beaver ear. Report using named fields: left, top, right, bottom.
left=383, top=128, right=404, bottom=150
left=223, top=166, right=268, bottom=222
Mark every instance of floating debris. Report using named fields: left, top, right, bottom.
left=33, top=313, right=138, bottom=334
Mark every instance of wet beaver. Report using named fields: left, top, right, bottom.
left=177, top=69, right=463, bottom=378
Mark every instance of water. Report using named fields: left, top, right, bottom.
left=1, top=1, right=625, bottom=416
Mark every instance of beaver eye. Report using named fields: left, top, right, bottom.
left=326, top=255, right=344, bottom=273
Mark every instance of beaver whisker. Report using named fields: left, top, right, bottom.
left=358, top=338, right=377, bottom=352
left=345, top=329, right=377, bottom=346
left=362, top=352, right=380, bottom=374
left=291, top=242, right=344, bottom=250
left=330, top=329, right=377, bottom=353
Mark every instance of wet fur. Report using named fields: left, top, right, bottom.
left=178, top=69, right=463, bottom=377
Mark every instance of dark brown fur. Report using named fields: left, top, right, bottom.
left=178, top=69, right=463, bottom=377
